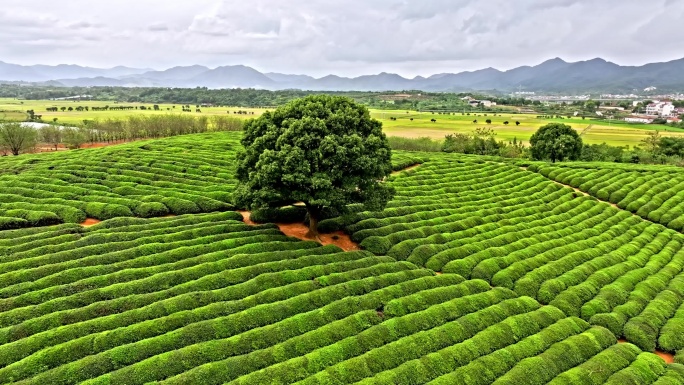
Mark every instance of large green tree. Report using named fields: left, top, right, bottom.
left=234, top=95, right=395, bottom=238
left=529, top=123, right=582, bottom=162
left=0, top=122, right=37, bottom=156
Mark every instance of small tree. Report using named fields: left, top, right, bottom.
left=39, top=124, right=62, bottom=151
left=642, top=130, right=661, bottom=157
left=515, top=121, right=520, bottom=126
left=0, top=123, right=37, bottom=155
left=529, top=123, right=583, bottom=163
left=62, top=127, right=88, bottom=149
left=486, top=119, right=492, bottom=124
left=234, top=95, right=395, bottom=238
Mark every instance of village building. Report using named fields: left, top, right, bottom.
left=645, top=101, right=677, bottom=117
left=625, top=115, right=654, bottom=124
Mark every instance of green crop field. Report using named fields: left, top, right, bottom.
left=1, top=131, right=684, bottom=384
left=373, top=109, right=684, bottom=148
left=3, top=98, right=684, bottom=148
left=0, top=98, right=266, bottom=125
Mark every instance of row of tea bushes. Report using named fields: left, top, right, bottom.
left=0, top=212, right=453, bottom=384
left=530, top=163, right=684, bottom=232
left=0, top=133, right=440, bottom=230
left=323, top=159, right=684, bottom=361
left=0, top=133, right=242, bottom=228
left=3, top=210, right=678, bottom=384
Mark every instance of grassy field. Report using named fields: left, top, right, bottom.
left=3, top=98, right=684, bottom=148
left=0, top=98, right=266, bottom=125
left=374, top=109, right=684, bottom=148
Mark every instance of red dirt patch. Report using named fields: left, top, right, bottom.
left=80, top=218, right=101, bottom=227
left=237, top=211, right=359, bottom=251
left=276, top=222, right=360, bottom=252
left=617, top=339, right=674, bottom=364
left=237, top=210, right=257, bottom=226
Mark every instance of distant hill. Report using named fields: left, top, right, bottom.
left=2, top=57, right=684, bottom=93
left=0, top=62, right=151, bottom=82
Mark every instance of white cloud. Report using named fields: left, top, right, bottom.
left=0, top=0, right=681, bottom=77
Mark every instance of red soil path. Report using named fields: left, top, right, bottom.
left=618, top=339, right=674, bottom=364
left=238, top=210, right=359, bottom=251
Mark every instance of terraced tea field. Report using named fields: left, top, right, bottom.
left=0, top=133, right=425, bottom=230
left=528, top=162, right=684, bottom=232
left=1, top=131, right=684, bottom=384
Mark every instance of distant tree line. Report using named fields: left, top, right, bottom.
left=0, top=115, right=242, bottom=156
left=0, top=85, right=534, bottom=111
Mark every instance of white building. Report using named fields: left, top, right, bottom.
left=468, top=99, right=497, bottom=108
left=625, top=115, right=654, bottom=124
left=646, top=101, right=676, bottom=117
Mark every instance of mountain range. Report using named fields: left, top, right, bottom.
left=2, top=57, right=684, bottom=93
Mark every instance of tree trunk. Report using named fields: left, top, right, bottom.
left=305, top=204, right=321, bottom=240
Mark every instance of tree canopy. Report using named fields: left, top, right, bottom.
left=234, top=95, right=395, bottom=237
left=0, top=123, right=37, bottom=156
left=529, top=123, right=582, bottom=162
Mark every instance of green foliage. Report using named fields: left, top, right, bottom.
left=234, top=95, right=395, bottom=235
left=530, top=123, right=583, bottom=162
left=249, top=206, right=308, bottom=223
left=0, top=122, right=37, bottom=156
left=387, top=136, right=441, bottom=152
left=1, top=130, right=684, bottom=384
left=0, top=132, right=241, bottom=228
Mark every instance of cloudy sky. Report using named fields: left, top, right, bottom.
left=1, top=0, right=682, bottom=77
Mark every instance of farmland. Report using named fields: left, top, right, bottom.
left=3, top=98, right=684, bottom=148
left=1, top=131, right=684, bottom=383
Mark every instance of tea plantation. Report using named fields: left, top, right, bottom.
left=1, top=131, right=684, bottom=384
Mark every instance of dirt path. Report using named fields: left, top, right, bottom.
left=391, top=164, right=421, bottom=176
left=237, top=211, right=257, bottom=225
left=618, top=339, right=674, bottom=364
left=238, top=210, right=360, bottom=251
